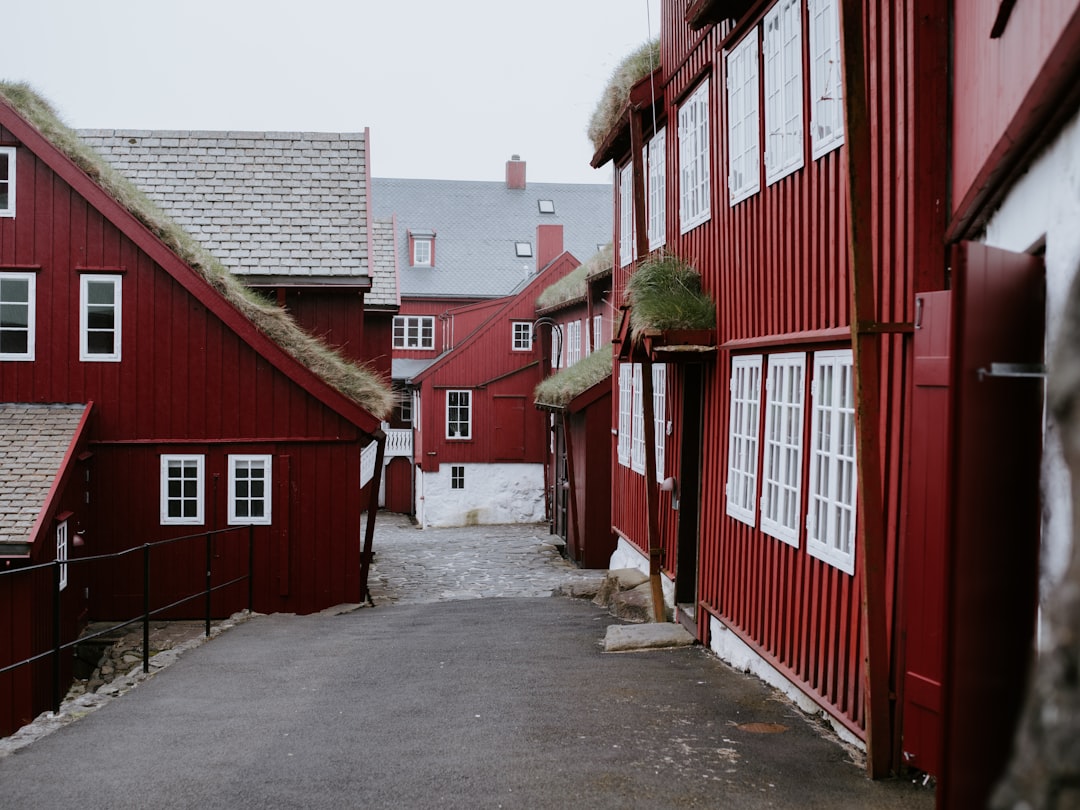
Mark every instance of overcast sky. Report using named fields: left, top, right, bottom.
left=3, top=0, right=662, bottom=185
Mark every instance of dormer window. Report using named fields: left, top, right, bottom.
left=408, top=230, right=435, bottom=267
left=0, top=148, right=15, bottom=217
left=538, top=199, right=555, bottom=214
left=515, top=242, right=533, bottom=258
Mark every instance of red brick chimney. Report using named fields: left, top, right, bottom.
left=536, top=224, right=563, bottom=271
left=506, top=154, right=526, bottom=189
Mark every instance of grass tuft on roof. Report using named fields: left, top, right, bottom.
left=626, top=252, right=716, bottom=341
left=534, top=348, right=613, bottom=410
left=0, top=81, right=393, bottom=420
left=587, top=39, right=660, bottom=151
left=536, top=244, right=613, bottom=311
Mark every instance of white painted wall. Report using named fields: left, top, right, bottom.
left=981, top=106, right=1080, bottom=618
left=420, top=463, right=545, bottom=528
left=608, top=535, right=675, bottom=606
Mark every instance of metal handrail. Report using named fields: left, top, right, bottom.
left=0, top=524, right=256, bottom=715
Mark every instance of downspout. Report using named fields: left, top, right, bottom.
left=359, top=429, right=387, bottom=605
left=840, top=0, right=891, bottom=778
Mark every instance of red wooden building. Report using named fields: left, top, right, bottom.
left=0, top=86, right=392, bottom=734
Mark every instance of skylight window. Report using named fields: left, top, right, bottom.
left=515, top=242, right=533, bottom=258
left=538, top=199, right=555, bottom=214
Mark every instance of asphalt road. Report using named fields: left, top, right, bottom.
left=0, top=597, right=933, bottom=809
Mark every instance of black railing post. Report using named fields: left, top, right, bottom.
left=248, top=524, right=255, bottom=612
left=143, top=544, right=151, bottom=674
left=205, top=532, right=212, bottom=638
left=52, top=562, right=62, bottom=714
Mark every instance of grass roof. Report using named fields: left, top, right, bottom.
left=626, top=252, right=716, bottom=341
left=536, top=244, right=613, bottom=312
left=587, top=39, right=660, bottom=152
left=534, top=347, right=613, bottom=410
left=0, top=81, right=393, bottom=420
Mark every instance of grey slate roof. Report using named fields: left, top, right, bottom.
left=372, top=177, right=611, bottom=299
left=77, top=129, right=383, bottom=289
left=0, top=404, right=86, bottom=549
left=392, top=357, right=442, bottom=382
left=370, top=218, right=401, bottom=309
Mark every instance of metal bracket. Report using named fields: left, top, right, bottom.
left=977, top=363, right=1047, bottom=381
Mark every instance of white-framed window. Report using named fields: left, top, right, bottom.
left=512, top=321, right=533, bottom=351
left=760, top=353, right=806, bottom=546
left=617, top=362, right=633, bottom=467
left=228, top=455, right=272, bottom=526
left=451, top=465, right=465, bottom=489
left=161, top=455, right=205, bottom=525
left=393, top=315, right=435, bottom=350
left=618, top=162, right=635, bottom=268
left=764, top=0, right=805, bottom=184
left=726, top=355, right=763, bottom=525
left=727, top=32, right=761, bottom=205
left=0, top=147, right=15, bottom=217
left=806, top=350, right=857, bottom=574
left=678, top=80, right=712, bottom=233
left=593, top=315, right=603, bottom=355
left=566, top=320, right=582, bottom=365
left=79, top=274, right=122, bottom=362
left=631, top=364, right=646, bottom=474
left=398, top=396, right=412, bottom=425
left=446, top=390, right=472, bottom=439
left=809, top=0, right=845, bottom=158
left=653, top=364, right=667, bottom=483
left=56, top=520, right=68, bottom=592
left=551, top=326, right=563, bottom=370
left=515, top=242, right=533, bottom=258
left=538, top=199, right=555, bottom=214
left=0, top=272, right=35, bottom=360
left=413, top=237, right=432, bottom=267
left=646, top=128, right=666, bottom=250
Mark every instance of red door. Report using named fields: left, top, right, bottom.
left=493, top=396, right=526, bottom=460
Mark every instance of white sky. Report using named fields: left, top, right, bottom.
left=3, top=0, right=662, bottom=185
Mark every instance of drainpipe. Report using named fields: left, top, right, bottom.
left=359, top=429, right=387, bottom=604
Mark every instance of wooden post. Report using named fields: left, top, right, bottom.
left=840, top=0, right=892, bottom=778
left=562, top=411, right=581, bottom=561
left=359, top=431, right=387, bottom=605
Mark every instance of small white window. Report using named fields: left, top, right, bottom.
left=617, top=362, right=633, bottom=467
left=446, top=390, right=472, bottom=439
left=80, top=275, right=122, bottom=362
left=0, top=147, right=15, bottom=217
left=515, top=242, right=533, bottom=258
left=647, top=128, right=667, bottom=250
left=228, top=455, right=272, bottom=526
left=760, top=353, right=806, bottom=546
left=512, top=321, right=533, bottom=351
left=413, top=238, right=432, bottom=267
left=618, top=162, right=635, bottom=268
left=0, top=272, right=35, bottom=360
left=393, top=315, right=435, bottom=350
left=809, top=0, right=845, bottom=158
left=678, top=80, right=712, bottom=233
left=451, top=465, right=465, bottom=489
left=538, top=199, right=555, bottom=214
left=161, top=455, right=205, bottom=525
left=727, top=32, right=761, bottom=205
left=764, top=0, right=805, bottom=184
left=726, top=355, right=763, bottom=525
left=653, top=364, right=667, bottom=483
left=566, top=320, right=582, bottom=365
left=56, top=520, right=68, bottom=592
left=592, top=315, right=603, bottom=355
left=551, top=327, right=563, bottom=370
left=806, top=350, right=857, bottom=574
left=631, top=364, right=646, bottom=474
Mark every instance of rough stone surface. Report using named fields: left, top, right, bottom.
left=603, top=622, right=695, bottom=652
left=592, top=567, right=649, bottom=607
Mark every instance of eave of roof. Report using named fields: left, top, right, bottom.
left=591, top=68, right=665, bottom=169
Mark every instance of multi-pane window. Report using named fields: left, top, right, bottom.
left=393, top=315, right=435, bottom=350
left=161, top=455, right=205, bottom=525
left=451, top=465, right=465, bottom=489
left=617, top=362, right=633, bottom=467
left=56, top=520, right=68, bottom=592
left=647, top=128, right=666, bottom=250
left=566, top=320, right=582, bottom=365
left=618, top=162, right=634, bottom=267
left=760, top=353, right=806, bottom=546
left=512, top=321, right=533, bottom=351
left=809, top=0, right=845, bottom=158
left=0, top=272, right=34, bottom=360
left=228, top=455, right=272, bottom=526
left=630, top=364, right=646, bottom=473
left=80, top=274, right=122, bottom=361
left=806, top=350, right=857, bottom=574
left=726, top=355, right=763, bottom=525
left=764, top=0, right=805, bottom=184
left=398, top=396, right=412, bottom=425
left=592, top=315, right=603, bottom=355
left=413, top=238, right=432, bottom=266
left=446, top=390, right=472, bottom=439
left=678, top=80, right=711, bottom=233
left=551, top=326, right=564, bottom=370
left=727, top=33, right=761, bottom=205
left=653, top=364, right=667, bottom=483
left=0, top=147, right=15, bottom=217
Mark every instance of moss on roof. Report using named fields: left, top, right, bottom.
left=534, top=347, right=613, bottom=410
left=536, top=244, right=613, bottom=312
left=0, top=81, right=393, bottom=420
left=587, top=39, right=660, bottom=152
left=626, top=252, right=716, bottom=341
